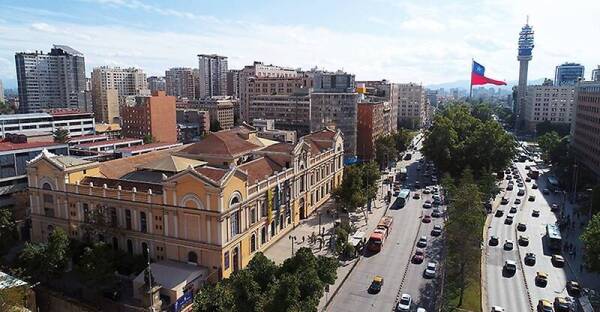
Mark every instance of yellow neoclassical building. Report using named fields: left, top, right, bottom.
left=27, top=125, right=344, bottom=280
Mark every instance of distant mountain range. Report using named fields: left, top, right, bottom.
left=426, top=78, right=545, bottom=90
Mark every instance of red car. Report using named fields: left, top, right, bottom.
left=412, top=249, right=424, bottom=263
left=422, top=215, right=432, bottom=223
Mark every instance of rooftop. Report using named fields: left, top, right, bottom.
left=137, top=155, right=207, bottom=173
left=0, top=140, right=65, bottom=153
left=99, top=145, right=188, bottom=179
left=74, top=138, right=143, bottom=149
left=238, top=156, right=283, bottom=184
left=179, top=129, right=260, bottom=158
left=118, top=142, right=183, bottom=153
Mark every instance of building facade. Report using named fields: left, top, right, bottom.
left=15, top=45, right=87, bottom=113
left=147, top=76, right=166, bottom=93
left=357, top=101, right=390, bottom=161
left=523, top=85, right=575, bottom=131
left=177, top=109, right=210, bottom=143
left=358, top=80, right=398, bottom=134
left=572, top=82, right=600, bottom=178
left=554, top=63, right=585, bottom=86
left=121, top=91, right=177, bottom=143
left=165, top=68, right=196, bottom=100
left=27, top=126, right=344, bottom=281
left=226, top=70, right=240, bottom=98
left=197, top=54, right=228, bottom=98
left=185, top=97, right=236, bottom=130
left=397, top=83, right=426, bottom=129
left=91, top=67, right=149, bottom=123
left=0, top=111, right=95, bottom=138
left=591, top=66, right=600, bottom=82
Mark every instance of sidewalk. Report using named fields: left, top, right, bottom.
left=263, top=176, right=394, bottom=311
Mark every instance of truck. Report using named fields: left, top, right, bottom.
left=367, top=216, right=394, bottom=252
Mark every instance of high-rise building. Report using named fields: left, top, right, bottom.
left=0, top=79, right=4, bottom=103
left=15, top=45, right=87, bottom=113
left=197, top=54, right=228, bottom=98
left=572, top=82, right=600, bottom=178
left=591, top=66, right=600, bottom=82
left=239, top=62, right=300, bottom=122
left=310, top=71, right=358, bottom=155
left=226, top=70, right=240, bottom=98
left=523, top=85, right=575, bottom=131
left=357, top=80, right=399, bottom=134
left=183, top=96, right=236, bottom=130
left=248, top=89, right=311, bottom=136
left=91, top=66, right=149, bottom=123
left=397, top=83, right=426, bottom=129
left=516, top=21, right=534, bottom=130
left=147, top=76, right=166, bottom=93
left=357, top=100, right=391, bottom=161
left=121, top=91, right=177, bottom=143
left=554, top=63, right=585, bottom=86
left=165, top=68, right=196, bottom=99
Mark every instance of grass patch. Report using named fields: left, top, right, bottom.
left=445, top=258, right=482, bottom=312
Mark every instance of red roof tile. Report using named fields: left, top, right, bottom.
left=261, top=142, right=294, bottom=153
left=195, top=166, right=228, bottom=182
left=238, top=157, right=282, bottom=184
left=0, top=140, right=64, bottom=152
left=179, top=130, right=259, bottom=157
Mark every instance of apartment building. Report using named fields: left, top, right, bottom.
left=183, top=97, right=236, bottom=130
left=165, top=68, right=196, bottom=100
left=239, top=62, right=300, bottom=122
left=176, top=109, right=210, bottom=143
left=310, top=71, right=358, bottom=155
left=0, top=110, right=95, bottom=138
left=357, top=80, right=398, bottom=134
left=15, top=45, right=87, bottom=113
left=147, top=76, right=166, bottom=93
left=524, top=85, right=575, bottom=131
left=226, top=70, right=240, bottom=98
left=248, top=87, right=311, bottom=136
left=121, top=91, right=177, bottom=143
left=357, top=100, right=391, bottom=161
left=397, top=83, right=426, bottom=129
left=572, top=82, right=600, bottom=178
left=91, top=67, right=149, bottom=123
left=197, top=54, right=228, bottom=98
left=27, top=126, right=344, bottom=283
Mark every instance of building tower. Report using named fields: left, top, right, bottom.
left=516, top=18, right=534, bottom=131
left=197, top=54, right=228, bottom=98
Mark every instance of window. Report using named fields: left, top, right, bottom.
left=127, top=239, right=133, bottom=255
left=231, top=212, right=240, bottom=237
left=140, top=211, right=148, bottom=233
left=142, top=242, right=149, bottom=259
left=83, top=203, right=90, bottom=223
left=261, top=227, right=266, bottom=244
left=250, top=208, right=257, bottom=224
left=251, top=234, right=257, bottom=252
left=110, top=207, right=117, bottom=227
left=188, top=251, right=198, bottom=264
left=224, top=251, right=230, bottom=269
left=125, top=209, right=132, bottom=230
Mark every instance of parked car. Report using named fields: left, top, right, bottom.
left=519, top=235, right=529, bottom=246
left=413, top=193, right=421, bottom=199
left=397, top=294, right=412, bottom=311
left=432, top=208, right=442, bottom=217
left=506, top=184, right=514, bottom=191
left=424, top=262, right=437, bottom=278
left=551, top=203, right=560, bottom=212
left=537, top=299, right=553, bottom=312
left=532, top=183, right=538, bottom=189
left=503, top=260, right=517, bottom=276
left=552, top=255, right=565, bottom=267
left=489, top=235, right=499, bottom=246
left=417, top=236, right=427, bottom=248
left=532, top=210, right=540, bottom=217
left=423, top=201, right=432, bottom=209
left=431, top=225, right=442, bottom=236
left=529, top=195, right=536, bottom=202
left=505, top=215, right=514, bottom=225
left=517, top=223, right=527, bottom=231
left=495, top=209, right=504, bottom=217
left=422, top=215, right=432, bottom=223
left=517, top=189, right=525, bottom=196
left=543, top=188, right=550, bottom=195
left=554, top=297, right=571, bottom=312
left=412, top=249, right=424, bottom=264
left=510, top=206, right=517, bottom=213
left=536, top=272, right=549, bottom=287
left=567, top=281, right=581, bottom=296
left=501, top=197, right=509, bottom=205
left=514, top=198, right=522, bottom=204
left=525, top=253, right=536, bottom=266
left=491, top=306, right=505, bottom=312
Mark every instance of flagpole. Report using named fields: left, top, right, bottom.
left=469, top=58, right=473, bottom=99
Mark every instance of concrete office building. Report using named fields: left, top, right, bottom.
left=197, top=54, right=228, bottom=98
left=27, top=126, right=344, bottom=282
left=572, top=82, right=600, bottom=178
left=516, top=21, right=535, bottom=130
left=147, top=76, right=166, bottom=93
left=0, top=110, right=95, bottom=138
left=165, top=68, right=196, bottom=100
left=184, top=97, right=236, bottom=130
left=397, top=83, right=426, bottom=129
left=15, top=45, right=87, bottom=113
left=310, top=71, right=358, bottom=155
left=91, top=67, right=149, bottom=123
left=239, top=62, right=300, bottom=122
left=251, top=119, right=297, bottom=143
left=555, top=63, right=585, bottom=86
left=121, top=91, right=177, bottom=143
left=523, top=85, right=575, bottom=131
left=248, top=90, right=311, bottom=136
left=227, top=70, right=240, bottom=98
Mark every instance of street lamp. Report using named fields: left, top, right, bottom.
left=289, top=235, right=297, bottom=256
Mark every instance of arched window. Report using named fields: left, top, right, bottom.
left=140, top=212, right=147, bottom=233
left=42, top=183, right=52, bottom=190
left=251, top=234, right=257, bottom=252
left=229, top=192, right=242, bottom=208
left=42, top=182, right=54, bottom=205
left=261, top=227, right=266, bottom=244
left=188, top=251, right=198, bottom=264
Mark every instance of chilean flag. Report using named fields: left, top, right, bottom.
left=471, top=61, right=506, bottom=86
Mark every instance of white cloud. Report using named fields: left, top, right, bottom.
left=31, top=22, right=57, bottom=33
left=400, top=17, right=446, bottom=32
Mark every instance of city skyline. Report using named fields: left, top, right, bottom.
left=1, top=0, right=599, bottom=89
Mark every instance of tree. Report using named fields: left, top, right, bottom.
left=210, top=119, right=222, bottom=132
left=194, top=281, right=236, bottom=312
left=536, top=120, right=571, bottom=137
left=0, top=207, right=17, bottom=253
left=0, top=100, right=15, bottom=114
left=19, top=228, right=70, bottom=282
left=53, top=128, right=69, bottom=143
left=143, top=134, right=155, bottom=144
left=470, top=102, right=494, bottom=122
left=537, top=131, right=561, bottom=163
left=581, top=213, right=600, bottom=272
left=374, top=135, right=397, bottom=168
left=332, top=162, right=380, bottom=221
left=76, top=242, right=119, bottom=290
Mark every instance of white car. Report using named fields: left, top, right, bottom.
left=491, top=306, right=505, bottom=312
left=416, top=308, right=427, bottom=312
left=424, top=262, right=437, bottom=278
left=397, top=293, right=412, bottom=311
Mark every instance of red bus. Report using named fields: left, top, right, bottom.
left=367, top=216, right=394, bottom=252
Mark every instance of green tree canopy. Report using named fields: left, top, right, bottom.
left=19, top=228, right=70, bottom=282
left=53, top=128, right=70, bottom=143
left=581, top=212, right=600, bottom=272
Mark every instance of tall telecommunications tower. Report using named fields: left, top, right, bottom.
left=516, top=17, right=534, bottom=131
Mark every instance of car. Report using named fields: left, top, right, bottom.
left=518, top=182, right=524, bottom=188
left=369, top=275, right=384, bottom=293
left=510, top=206, right=518, bottom=213
left=517, top=189, right=525, bottom=196
left=501, top=197, right=509, bottom=205
left=416, top=308, right=427, bottom=312
left=489, top=235, right=499, bottom=246
left=525, top=165, right=531, bottom=170
left=525, top=252, right=536, bottom=265
left=413, top=193, right=421, bottom=199
left=506, top=184, right=514, bottom=191
left=417, top=236, right=427, bottom=248
left=536, top=272, right=549, bottom=287
left=551, top=203, right=560, bottom=212
left=552, top=255, right=565, bottom=267
left=532, top=210, right=540, bottom=217
left=526, top=177, right=532, bottom=182
left=422, top=215, right=432, bottom=223
left=423, top=188, right=431, bottom=194
left=543, top=188, right=550, bottom=195
left=424, top=262, right=437, bottom=278
left=412, top=249, right=424, bottom=264
left=529, top=195, right=536, bottom=202
left=532, top=183, right=538, bottom=189
left=537, top=299, right=553, bottom=312
left=504, top=260, right=517, bottom=276
left=506, top=175, right=513, bottom=180
left=495, top=209, right=504, bottom=217
left=517, top=223, right=527, bottom=231
left=504, top=239, right=514, bottom=250
left=519, top=235, right=529, bottom=246
left=432, top=208, right=442, bottom=217
left=431, top=225, right=442, bottom=236
left=396, top=293, right=412, bottom=311
left=567, top=281, right=581, bottom=296
left=514, top=198, right=522, bottom=204
left=554, top=297, right=571, bottom=312
left=423, top=201, right=432, bottom=209
left=505, top=215, right=514, bottom=225
left=491, top=306, right=505, bottom=312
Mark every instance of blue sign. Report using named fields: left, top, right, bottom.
left=173, top=291, right=194, bottom=312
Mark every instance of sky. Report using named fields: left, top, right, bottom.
left=0, top=0, right=599, bottom=89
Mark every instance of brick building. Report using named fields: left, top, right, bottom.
left=121, top=91, right=177, bottom=143
left=357, top=100, right=390, bottom=161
